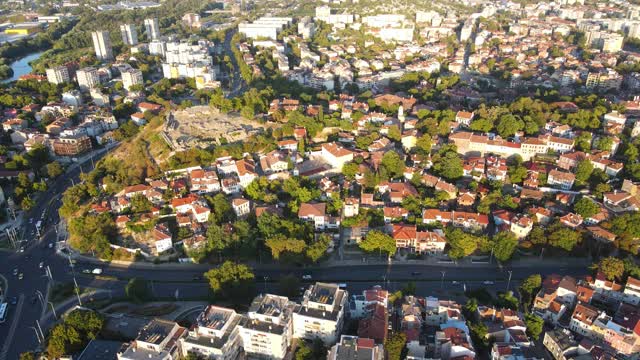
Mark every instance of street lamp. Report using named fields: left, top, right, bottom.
left=506, top=271, right=513, bottom=292
left=441, top=271, right=446, bottom=289
left=30, top=327, right=42, bottom=344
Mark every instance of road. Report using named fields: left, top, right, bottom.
left=223, top=28, right=247, bottom=98
left=0, top=148, right=111, bottom=360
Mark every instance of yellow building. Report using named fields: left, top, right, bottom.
left=5, top=24, right=41, bottom=35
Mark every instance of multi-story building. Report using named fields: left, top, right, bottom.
left=91, top=31, right=113, bottom=61
left=144, top=18, right=160, bottom=40
left=293, top=282, right=347, bottom=345
left=179, top=306, right=243, bottom=360
left=117, top=319, right=187, bottom=360
left=238, top=17, right=292, bottom=40
left=122, top=69, right=144, bottom=90
left=45, top=65, right=70, bottom=84
left=120, top=24, right=138, bottom=46
left=239, top=294, right=294, bottom=360
left=349, top=286, right=388, bottom=319
left=76, top=67, right=100, bottom=91
left=548, top=169, right=576, bottom=190
left=327, top=336, right=384, bottom=360
left=543, top=329, right=580, bottom=360
left=52, top=135, right=92, bottom=156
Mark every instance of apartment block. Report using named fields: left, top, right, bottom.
left=239, top=294, right=295, bottom=359
left=179, top=305, right=243, bottom=360
left=293, top=283, right=347, bottom=344
left=91, top=30, right=113, bottom=61
left=45, top=65, right=70, bottom=84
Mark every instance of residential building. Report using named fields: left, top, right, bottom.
left=543, top=329, right=579, bottom=360
left=91, top=31, right=113, bottom=61
left=231, top=198, right=251, bottom=217
left=144, top=18, right=160, bottom=40
left=76, top=67, right=100, bottom=91
left=357, top=303, right=388, bottom=344
left=327, top=336, right=384, bottom=360
left=52, top=135, right=92, bottom=156
left=293, top=282, right=348, bottom=344
left=320, top=142, right=354, bottom=170
left=120, top=24, right=138, bottom=46
left=122, top=69, right=144, bottom=90
left=548, top=169, right=575, bottom=190
left=349, top=286, right=388, bottom=319
left=117, top=319, right=187, bottom=360
left=239, top=294, right=294, bottom=360
left=179, top=306, right=243, bottom=360
left=46, top=66, right=70, bottom=84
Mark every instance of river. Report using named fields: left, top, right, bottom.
left=2, top=51, right=44, bottom=83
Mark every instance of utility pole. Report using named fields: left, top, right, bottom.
left=73, top=277, right=82, bottom=306
left=30, top=327, right=42, bottom=344
left=506, top=271, right=513, bottom=292
left=441, top=271, right=446, bottom=289
left=48, top=301, right=58, bottom=320
left=46, top=265, right=53, bottom=280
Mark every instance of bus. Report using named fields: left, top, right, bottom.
left=0, top=302, right=7, bottom=323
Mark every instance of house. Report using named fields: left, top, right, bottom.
left=569, top=303, right=601, bottom=338
left=587, top=226, right=616, bottom=243
left=260, top=150, right=290, bottom=176
left=349, top=286, right=389, bottom=319
left=623, top=277, right=640, bottom=305
left=321, top=142, right=354, bottom=170
left=298, top=202, right=327, bottom=230
left=603, top=191, right=640, bottom=213
left=357, top=303, right=388, bottom=344
left=422, top=209, right=489, bottom=231
left=548, top=169, right=575, bottom=190
left=543, top=329, right=579, bottom=360
left=236, top=158, right=258, bottom=188
left=278, top=139, right=298, bottom=151
left=327, top=336, right=384, bottom=360
left=118, top=319, right=186, bottom=360
left=383, top=206, right=408, bottom=223
left=239, top=294, right=294, bottom=360
left=509, top=215, right=533, bottom=238
left=231, top=198, right=251, bottom=217
left=153, top=224, right=173, bottom=254
left=455, top=111, right=474, bottom=126
left=559, top=213, right=583, bottom=229
left=343, top=197, right=359, bottom=218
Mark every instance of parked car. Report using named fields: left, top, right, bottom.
left=483, top=280, right=494, bottom=285
left=302, top=274, right=312, bottom=280
left=92, top=268, right=102, bottom=275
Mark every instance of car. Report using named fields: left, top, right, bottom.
left=18, top=246, right=24, bottom=253
left=92, top=268, right=102, bottom=275
left=411, top=271, right=422, bottom=276
left=483, top=281, right=494, bottom=285
left=48, top=243, right=54, bottom=249
left=39, top=261, right=44, bottom=269
left=28, top=218, right=33, bottom=224
left=18, top=273, right=24, bottom=280
left=8, top=297, right=17, bottom=305
left=82, top=269, right=91, bottom=274
left=452, top=281, right=460, bottom=285
left=302, top=274, right=312, bottom=280
left=192, top=275, right=203, bottom=281
left=12, top=268, right=18, bottom=276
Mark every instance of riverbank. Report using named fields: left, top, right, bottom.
left=1, top=51, right=44, bottom=83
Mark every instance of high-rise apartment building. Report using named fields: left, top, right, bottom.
left=144, top=18, right=160, bottom=40
left=91, top=31, right=113, bottom=61
left=120, top=24, right=138, bottom=46
left=45, top=66, right=70, bottom=84
left=121, top=68, right=144, bottom=90
left=76, top=67, right=100, bottom=91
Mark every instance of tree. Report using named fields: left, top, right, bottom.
left=496, top=114, right=524, bottom=138
left=384, top=333, right=406, bottom=360
left=525, top=313, right=544, bottom=339
left=359, top=230, right=396, bottom=256
left=342, top=162, right=359, bottom=180
left=446, top=228, right=481, bottom=259
left=306, top=234, right=332, bottom=262
left=519, top=274, right=542, bottom=297
left=574, top=160, right=593, bottom=186
left=416, top=133, right=432, bottom=153
left=46, top=309, right=104, bottom=358
left=595, top=136, right=613, bottom=151
left=279, top=274, right=301, bottom=298
left=131, top=194, right=152, bottom=213
left=46, top=161, right=64, bottom=178
left=19, top=353, right=35, bottom=360
left=380, top=151, right=404, bottom=179
left=596, top=257, right=624, bottom=281
left=125, top=278, right=151, bottom=303
left=492, top=232, right=518, bottom=262
left=548, top=227, right=581, bottom=251
left=204, top=261, right=255, bottom=302
left=433, top=149, right=463, bottom=181
left=574, top=197, right=598, bottom=218
left=266, top=234, right=306, bottom=260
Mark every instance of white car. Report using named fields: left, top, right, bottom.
left=483, top=280, right=494, bottom=285
left=92, top=268, right=103, bottom=275
left=302, top=275, right=312, bottom=280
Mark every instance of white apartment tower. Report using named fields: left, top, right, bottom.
left=91, top=31, right=113, bottom=61
left=45, top=66, right=70, bottom=84
left=179, top=306, right=243, bottom=360
left=121, top=68, right=144, bottom=90
left=76, top=67, right=100, bottom=91
left=144, top=18, right=160, bottom=40
left=293, top=283, right=348, bottom=345
left=120, top=24, right=138, bottom=46
left=239, top=294, right=294, bottom=359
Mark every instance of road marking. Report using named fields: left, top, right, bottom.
left=0, top=293, right=25, bottom=360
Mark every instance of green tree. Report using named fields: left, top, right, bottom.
left=204, top=261, right=255, bottom=302
left=548, top=227, right=581, bottom=251
left=446, top=228, right=481, bottom=259
left=342, top=162, right=359, bottom=180
left=380, top=151, right=405, bottom=180
left=595, top=136, right=613, bottom=151
left=46, top=309, right=104, bottom=358
left=575, top=160, right=593, bottom=186
left=266, top=234, right=306, bottom=260
left=433, top=149, right=463, bottom=181
left=595, top=257, right=625, bottom=281
left=279, top=274, right=301, bottom=298
left=492, top=232, right=518, bottom=262
left=416, top=133, right=432, bottom=153
left=496, top=114, right=524, bottom=138
left=306, top=234, right=332, bottom=262
left=131, top=194, right=152, bottom=213
left=574, top=197, right=598, bottom=218
left=525, top=313, right=544, bottom=339
left=125, top=278, right=151, bottom=303
left=384, top=333, right=406, bottom=360
left=359, top=230, right=396, bottom=256
left=19, top=353, right=35, bottom=360
left=46, top=161, right=64, bottom=178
